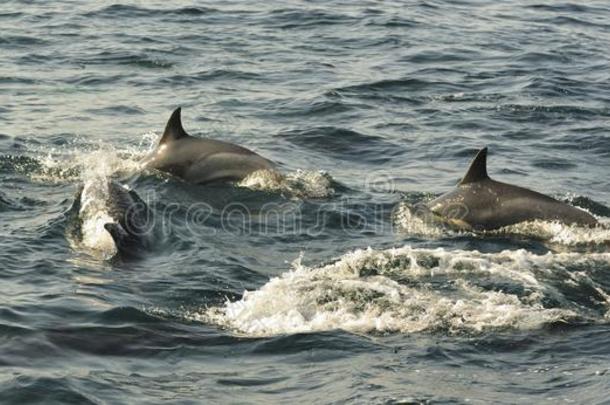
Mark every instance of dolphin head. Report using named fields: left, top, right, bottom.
left=104, top=182, right=155, bottom=259
left=104, top=222, right=147, bottom=260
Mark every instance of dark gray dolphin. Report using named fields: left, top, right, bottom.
left=420, top=147, right=598, bottom=231
left=143, top=107, right=275, bottom=184
left=68, top=181, right=155, bottom=259
left=102, top=181, right=155, bottom=258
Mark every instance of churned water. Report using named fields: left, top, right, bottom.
left=1, top=1, right=610, bottom=403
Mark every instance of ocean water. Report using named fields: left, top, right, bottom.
left=1, top=0, right=610, bottom=403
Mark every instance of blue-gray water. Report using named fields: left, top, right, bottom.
left=2, top=1, right=610, bottom=403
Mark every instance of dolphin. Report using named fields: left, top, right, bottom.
left=143, top=107, right=275, bottom=184
left=68, top=180, right=155, bottom=259
left=102, top=181, right=155, bottom=258
left=418, top=147, right=598, bottom=231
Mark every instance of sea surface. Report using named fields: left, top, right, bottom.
left=1, top=0, right=610, bottom=403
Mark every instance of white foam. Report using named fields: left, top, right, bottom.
left=197, top=246, right=610, bottom=337
left=491, top=218, right=610, bottom=247
left=238, top=169, right=335, bottom=199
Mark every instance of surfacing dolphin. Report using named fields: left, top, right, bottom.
left=417, top=147, right=598, bottom=231
left=143, top=107, right=275, bottom=184
left=68, top=180, right=155, bottom=259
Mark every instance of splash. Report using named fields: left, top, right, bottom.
left=238, top=169, right=335, bottom=199
left=23, top=131, right=158, bottom=183
left=76, top=176, right=117, bottom=258
left=197, top=246, right=610, bottom=337
left=490, top=218, right=610, bottom=247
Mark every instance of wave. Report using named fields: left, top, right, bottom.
left=522, top=76, right=592, bottom=98
left=277, top=126, right=403, bottom=163
left=0, top=192, right=13, bottom=212
left=275, top=99, right=359, bottom=118
left=198, top=246, right=610, bottom=337
left=0, top=35, right=48, bottom=48
left=72, top=51, right=174, bottom=69
left=158, top=70, right=263, bottom=86
left=0, top=190, right=46, bottom=213
left=266, top=8, right=357, bottom=29
left=63, top=74, right=129, bottom=86
left=335, top=78, right=462, bottom=94
left=533, top=15, right=610, bottom=30
left=84, top=4, right=217, bottom=19
left=525, top=3, right=609, bottom=13
left=493, top=104, right=610, bottom=123
left=83, top=105, right=145, bottom=116
left=554, top=133, right=610, bottom=158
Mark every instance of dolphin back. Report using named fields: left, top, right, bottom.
left=145, top=107, right=275, bottom=184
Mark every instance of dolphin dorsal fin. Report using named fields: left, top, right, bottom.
left=160, top=107, right=189, bottom=144
left=459, top=147, right=489, bottom=185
